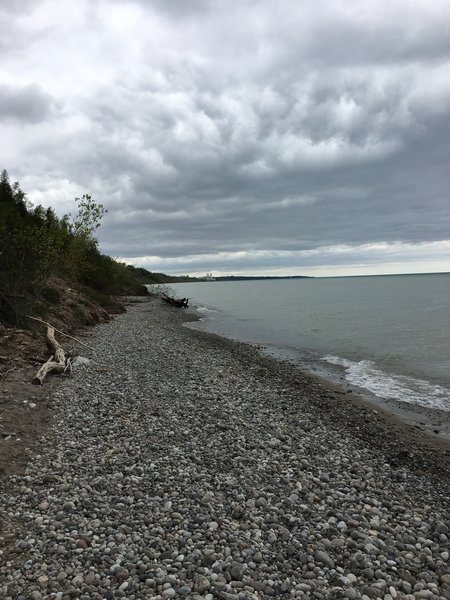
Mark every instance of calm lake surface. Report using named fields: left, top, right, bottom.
left=167, top=274, right=450, bottom=412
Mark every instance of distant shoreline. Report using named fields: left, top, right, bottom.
left=207, top=275, right=313, bottom=281
left=160, top=271, right=450, bottom=283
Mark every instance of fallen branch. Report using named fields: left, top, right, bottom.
left=28, top=356, right=48, bottom=364
left=27, top=316, right=94, bottom=350
left=0, top=367, right=15, bottom=380
left=32, top=326, right=67, bottom=385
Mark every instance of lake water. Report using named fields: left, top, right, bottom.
left=167, top=274, right=450, bottom=412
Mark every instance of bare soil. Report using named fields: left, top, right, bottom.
left=0, top=325, right=94, bottom=483
left=0, top=277, right=126, bottom=483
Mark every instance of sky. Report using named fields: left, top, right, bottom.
left=1, top=0, right=449, bottom=277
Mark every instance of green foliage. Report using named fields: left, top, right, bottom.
left=0, top=171, right=119, bottom=324
left=71, top=194, right=107, bottom=240
left=30, top=301, right=49, bottom=317
left=68, top=302, right=87, bottom=321
left=0, top=170, right=191, bottom=325
left=40, top=285, right=61, bottom=304
left=141, top=271, right=199, bottom=284
left=82, top=286, right=123, bottom=310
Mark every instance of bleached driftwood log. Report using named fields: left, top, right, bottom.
left=32, top=326, right=67, bottom=385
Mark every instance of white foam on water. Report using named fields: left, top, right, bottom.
left=322, top=355, right=450, bottom=411
left=195, top=306, right=219, bottom=320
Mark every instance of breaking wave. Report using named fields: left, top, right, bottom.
left=322, top=355, right=450, bottom=411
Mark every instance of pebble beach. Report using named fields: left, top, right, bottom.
left=1, top=297, right=449, bottom=600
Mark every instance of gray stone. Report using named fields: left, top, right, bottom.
left=0, top=297, right=448, bottom=600
left=315, top=550, right=335, bottom=569
left=230, top=564, right=245, bottom=581
left=194, top=575, right=211, bottom=592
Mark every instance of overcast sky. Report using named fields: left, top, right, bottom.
left=1, top=0, right=449, bottom=277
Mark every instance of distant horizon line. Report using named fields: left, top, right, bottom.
left=317, top=271, right=450, bottom=279
left=170, top=270, right=450, bottom=280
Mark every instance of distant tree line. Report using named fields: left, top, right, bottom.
left=0, top=170, right=157, bottom=324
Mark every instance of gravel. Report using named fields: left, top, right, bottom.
left=0, top=298, right=449, bottom=600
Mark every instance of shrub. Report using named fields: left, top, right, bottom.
left=40, top=286, right=61, bottom=304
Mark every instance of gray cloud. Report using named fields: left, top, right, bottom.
left=1, top=0, right=449, bottom=276
left=0, top=83, right=56, bottom=123
left=0, top=0, right=36, bottom=14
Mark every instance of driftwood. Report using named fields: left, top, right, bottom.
left=162, top=293, right=189, bottom=308
left=32, top=326, right=67, bottom=385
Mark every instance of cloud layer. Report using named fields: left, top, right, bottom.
left=1, top=0, right=449, bottom=275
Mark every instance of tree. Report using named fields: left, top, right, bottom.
left=0, top=172, right=147, bottom=325
left=71, top=194, right=107, bottom=240
left=0, top=169, right=13, bottom=204
left=0, top=170, right=28, bottom=215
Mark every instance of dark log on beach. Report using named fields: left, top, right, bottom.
left=162, top=293, right=189, bottom=308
